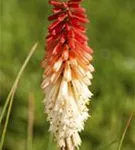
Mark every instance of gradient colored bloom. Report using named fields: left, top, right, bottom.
left=41, top=0, right=94, bottom=149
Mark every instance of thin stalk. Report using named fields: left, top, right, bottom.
left=117, top=112, right=134, bottom=150
left=0, top=42, right=38, bottom=124
left=0, top=87, right=16, bottom=150
left=27, top=93, right=35, bottom=150
left=0, top=42, right=39, bottom=150
left=0, top=81, right=17, bottom=124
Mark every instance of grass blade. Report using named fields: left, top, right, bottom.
left=0, top=42, right=39, bottom=150
left=0, top=89, right=15, bottom=150
left=117, top=112, right=134, bottom=150
left=0, top=42, right=38, bottom=124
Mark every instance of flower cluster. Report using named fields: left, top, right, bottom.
left=41, top=0, right=94, bottom=149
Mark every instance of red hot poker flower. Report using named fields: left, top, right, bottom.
left=41, top=0, right=94, bottom=149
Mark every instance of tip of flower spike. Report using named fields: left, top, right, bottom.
left=69, top=0, right=83, bottom=2
left=49, top=0, right=61, bottom=6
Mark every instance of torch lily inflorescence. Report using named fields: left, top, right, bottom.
left=41, top=0, right=94, bottom=149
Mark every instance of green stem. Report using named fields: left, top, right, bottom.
left=0, top=42, right=38, bottom=150
left=0, top=88, right=16, bottom=150
left=0, top=82, right=16, bottom=124
left=117, top=112, right=134, bottom=150
left=0, top=42, right=38, bottom=124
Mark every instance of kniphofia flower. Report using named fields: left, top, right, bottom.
left=41, top=0, right=94, bottom=149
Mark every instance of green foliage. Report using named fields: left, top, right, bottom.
left=0, top=0, right=135, bottom=150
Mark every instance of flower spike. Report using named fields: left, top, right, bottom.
left=41, top=0, right=94, bottom=149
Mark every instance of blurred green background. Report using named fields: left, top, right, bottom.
left=0, top=0, right=135, bottom=150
